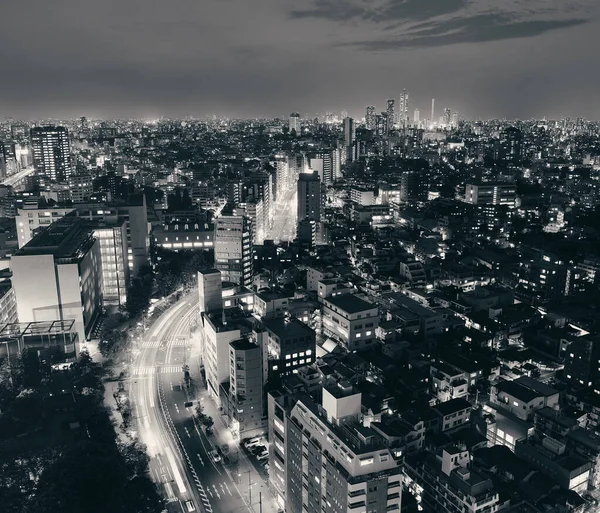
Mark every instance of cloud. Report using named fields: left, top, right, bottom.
left=290, top=0, right=595, bottom=49
left=344, top=15, right=588, bottom=50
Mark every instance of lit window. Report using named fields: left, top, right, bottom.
left=306, top=350, right=312, bottom=356
left=285, top=354, right=291, bottom=360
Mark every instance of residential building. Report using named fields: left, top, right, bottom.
left=30, top=126, right=72, bottom=182
left=267, top=382, right=402, bottom=513
left=263, top=317, right=316, bottom=379
left=491, top=376, right=559, bottom=421
left=322, top=295, right=379, bottom=351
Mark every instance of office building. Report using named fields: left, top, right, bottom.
left=322, top=295, right=379, bottom=351
left=198, top=269, right=223, bottom=314
left=297, top=171, right=322, bottom=222
left=263, top=316, right=316, bottom=379
left=214, top=214, right=253, bottom=287
left=289, top=112, right=301, bottom=135
left=15, top=205, right=76, bottom=248
left=465, top=183, right=517, bottom=207
left=92, top=220, right=129, bottom=307
left=10, top=220, right=102, bottom=346
left=30, top=126, right=72, bottom=182
left=350, top=187, right=375, bottom=206
left=500, top=126, right=524, bottom=163
left=222, top=338, right=265, bottom=440
left=398, top=89, right=409, bottom=127
left=268, top=382, right=402, bottom=513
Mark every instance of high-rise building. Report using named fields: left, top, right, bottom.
left=431, top=98, right=435, bottom=125
left=500, top=126, right=524, bottom=163
left=10, top=219, right=102, bottom=346
left=400, top=171, right=427, bottom=202
left=399, top=89, right=409, bottom=127
left=268, top=382, right=402, bottom=513
left=127, top=193, right=150, bottom=275
left=386, top=99, right=396, bottom=133
left=225, top=338, right=265, bottom=440
left=297, top=171, right=322, bottom=222
left=92, top=219, right=129, bottom=307
left=365, top=106, right=376, bottom=130
left=414, top=108, right=420, bottom=124
left=198, top=269, right=223, bottom=314
left=30, top=126, right=72, bottom=182
left=214, top=214, right=253, bottom=287
left=443, top=108, right=452, bottom=126
left=289, top=112, right=301, bottom=135
left=343, top=117, right=355, bottom=162
left=451, top=111, right=459, bottom=127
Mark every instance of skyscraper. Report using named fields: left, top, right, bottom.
left=399, top=89, right=409, bottom=127
left=414, top=108, right=420, bottom=125
left=431, top=98, right=435, bottom=125
left=386, top=99, right=396, bottom=133
left=30, top=126, right=72, bottom=182
left=343, top=117, right=355, bottom=162
left=214, top=214, right=253, bottom=287
left=365, top=105, right=376, bottom=130
left=443, top=108, right=452, bottom=126
left=297, top=171, right=322, bottom=222
left=289, top=112, right=301, bottom=135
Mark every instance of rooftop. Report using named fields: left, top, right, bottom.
left=264, top=317, right=315, bottom=340
left=325, top=294, right=376, bottom=314
left=15, top=219, right=96, bottom=260
left=433, top=398, right=472, bottom=417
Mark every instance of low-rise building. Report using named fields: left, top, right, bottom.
left=322, top=295, right=379, bottom=351
left=491, top=376, right=559, bottom=421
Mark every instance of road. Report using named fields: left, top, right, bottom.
left=131, top=295, right=251, bottom=513
left=268, top=188, right=297, bottom=243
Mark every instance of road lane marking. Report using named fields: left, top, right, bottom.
left=212, top=484, right=221, bottom=499
left=223, top=482, right=232, bottom=495
left=184, top=427, right=191, bottom=437
left=174, top=404, right=180, bottom=413
left=197, top=454, right=205, bottom=466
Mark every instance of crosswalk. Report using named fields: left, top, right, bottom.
left=131, top=366, right=184, bottom=376
left=139, top=338, right=189, bottom=348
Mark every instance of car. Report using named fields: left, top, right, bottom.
left=243, top=437, right=262, bottom=449
left=250, top=445, right=267, bottom=455
left=256, top=451, right=269, bottom=461
left=185, top=501, right=196, bottom=512
left=208, top=450, right=222, bottom=463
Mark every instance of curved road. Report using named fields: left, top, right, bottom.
left=131, top=295, right=251, bottom=513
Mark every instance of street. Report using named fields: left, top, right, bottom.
left=268, top=188, right=297, bottom=243
left=130, top=294, right=270, bottom=513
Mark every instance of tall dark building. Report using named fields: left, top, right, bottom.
left=30, top=126, right=72, bottom=182
left=400, top=171, right=427, bottom=202
left=297, top=171, right=322, bottom=222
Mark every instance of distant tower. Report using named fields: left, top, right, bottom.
left=289, top=113, right=301, bottom=135
left=443, top=108, right=452, bottom=126
left=343, top=117, right=355, bottom=162
left=399, top=89, right=409, bottom=127
left=413, top=109, right=420, bottom=125
left=451, top=111, right=459, bottom=127
left=386, top=99, right=396, bottom=133
left=365, top=106, right=376, bottom=130
left=431, top=99, right=435, bottom=125
left=30, top=126, right=72, bottom=182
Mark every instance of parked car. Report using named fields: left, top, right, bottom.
left=250, top=445, right=267, bottom=455
left=256, top=451, right=269, bottom=461
left=243, top=437, right=262, bottom=449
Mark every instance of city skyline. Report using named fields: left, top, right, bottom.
left=0, top=0, right=599, bottom=120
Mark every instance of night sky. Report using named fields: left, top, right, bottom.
left=1, top=0, right=598, bottom=119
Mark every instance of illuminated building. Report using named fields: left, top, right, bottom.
left=386, top=99, right=396, bottom=133
left=398, top=88, right=409, bottom=127
left=214, top=214, right=253, bottom=287
left=11, top=219, right=102, bottom=345
left=30, top=126, right=72, bottom=182
left=365, top=105, right=376, bottom=130
left=297, top=171, right=322, bottom=222
left=289, top=112, right=301, bottom=135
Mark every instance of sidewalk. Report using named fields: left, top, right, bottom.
left=190, top=349, right=280, bottom=513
